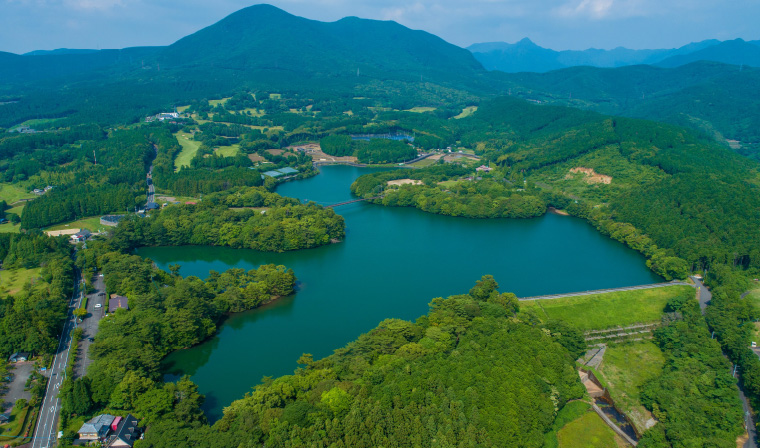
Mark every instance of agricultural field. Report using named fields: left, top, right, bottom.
left=520, top=285, right=693, bottom=331
left=453, top=106, right=478, bottom=119
left=598, top=341, right=665, bottom=432
left=174, top=132, right=201, bottom=171
left=214, top=144, right=241, bottom=157
left=0, top=268, right=42, bottom=295
left=0, top=183, right=35, bottom=204
left=45, top=216, right=108, bottom=233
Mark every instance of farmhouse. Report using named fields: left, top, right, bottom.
left=106, top=414, right=141, bottom=447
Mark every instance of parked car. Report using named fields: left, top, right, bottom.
left=98, top=292, right=105, bottom=296
left=94, top=303, right=102, bottom=309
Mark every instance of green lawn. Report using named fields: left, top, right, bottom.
left=453, top=106, right=478, bottom=119
left=215, top=144, right=241, bottom=157
left=45, top=216, right=108, bottom=233
left=557, top=411, right=626, bottom=448
left=0, top=183, right=35, bottom=204
left=520, top=285, right=693, bottom=331
left=176, top=105, right=190, bottom=113
left=0, top=268, right=43, bottom=295
left=599, top=341, right=665, bottom=432
left=0, top=222, right=21, bottom=233
left=174, top=132, right=201, bottom=171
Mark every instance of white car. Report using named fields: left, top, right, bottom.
left=94, top=304, right=102, bottom=309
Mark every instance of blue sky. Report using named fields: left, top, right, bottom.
left=2, top=0, right=759, bottom=54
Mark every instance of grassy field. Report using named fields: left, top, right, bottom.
left=174, top=132, right=201, bottom=171
left=520, top=285, right=693, bottom=331
left=214, top=144, right=241, bottom=157
left=409, top=158, right=437, bottom=168
left=0, top=183, right=35, bottom=204
left=599, top=341, right=665, bottom=432
left=0, top=222, right=21, bottom=233
left=405, top=106, right=437, bottom=113
left=0, top=268, right=42, bottom=295
left=557, top=411, right=627, bottom=448
left=9, top=117, right=64, bottom=131
left=269, top=93, right=282, bottom=100
left=46, top=216, right=108, bottom=233
left=453, top=106, right=478, bottom=119
left=208, top=97, right=231, bottom=107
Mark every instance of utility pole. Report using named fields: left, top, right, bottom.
left=93, top=150, right=97, bottom=166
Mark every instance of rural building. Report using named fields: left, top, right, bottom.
left=475, top=165, right=492, bottom=173
left=8, top=352, right=30, bottom=362
left=71, top=229, right=92, bottom=242
left=0, top=412, right=9, bottom=423
left=78, top=414, right=116, bottom=440
left=33, top=188, right=44, bottom=195
left=145, top=202, right=160, bottom=210
left=109, top=295, right=129, bottom=313
left=106, top=414, right=141, bottom=447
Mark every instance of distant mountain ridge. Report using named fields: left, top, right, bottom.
left=469, top=38, right=760, bottom=73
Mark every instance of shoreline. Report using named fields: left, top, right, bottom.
left=548, top=206, right=570, bottom=216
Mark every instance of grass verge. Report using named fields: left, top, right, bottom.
left=557, top=410, right=627, bottom=448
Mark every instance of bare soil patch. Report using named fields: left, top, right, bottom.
left=292, top=143, right=358, bottom=163
left=248, top=153, right=266, bottom=162
left=387, top=179, right=423, bottom=187
left=567, top=167, right=612, bottom=185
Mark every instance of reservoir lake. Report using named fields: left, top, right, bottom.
left=142, top=165, right=661, bottom=421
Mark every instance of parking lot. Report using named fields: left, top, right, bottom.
left=1, top=362, right=33, bottom=412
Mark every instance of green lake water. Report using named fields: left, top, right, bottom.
left=142, top=165, right=661, bottom=421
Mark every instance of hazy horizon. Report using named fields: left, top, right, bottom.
left=2, top=1, right=759, bottom=55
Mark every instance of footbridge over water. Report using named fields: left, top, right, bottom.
left=325, top=196, right=383, bottom=208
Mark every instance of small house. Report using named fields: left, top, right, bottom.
left=145, top=202, right=159, bottom=210
left=78, top=414, right=115, bottom=440
left=107, top=414, right=141, bottom=447
left=33, top=189, right=44, bottom=195
left=475, top=165, right=492, bottom=173
left=109, top=295, right=129, bottom=314
left=0, top=412, right=11, bottom=423
left=8, top=352, right=30, bottom=362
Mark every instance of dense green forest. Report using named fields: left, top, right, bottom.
left=110, top=187, right=345, bottom=252
left=0, top=233, right=74, bottom=357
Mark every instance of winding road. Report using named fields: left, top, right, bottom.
left=691, top=276, right=757, bottom=448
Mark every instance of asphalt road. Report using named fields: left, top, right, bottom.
left=73, top=273, right=105, bottom=379
left=691, top=276, right=757, bottom=448
left=31, top=268, right=83, bottom=448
